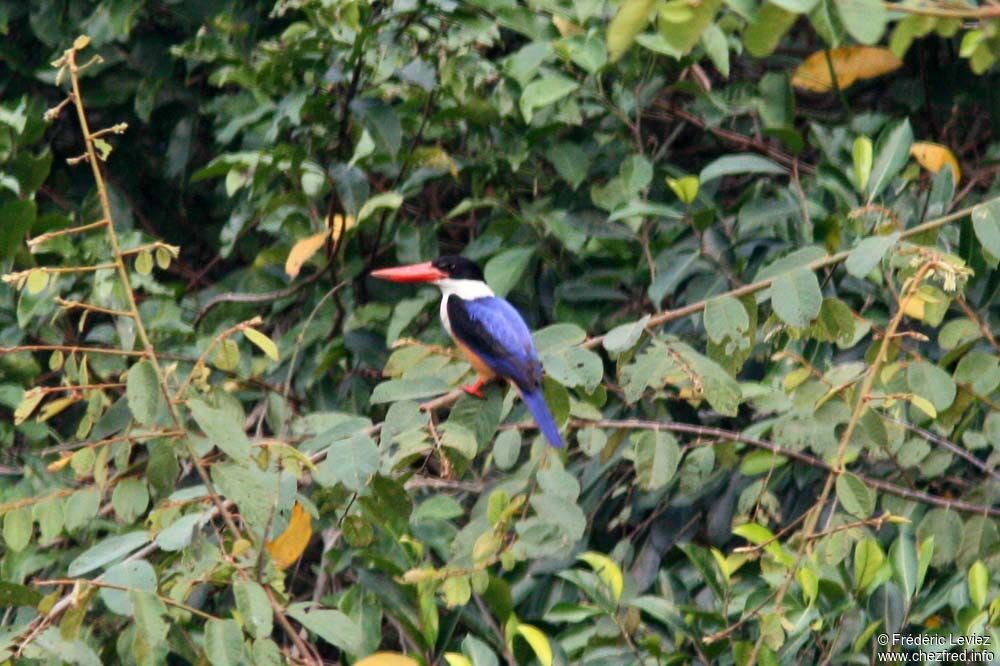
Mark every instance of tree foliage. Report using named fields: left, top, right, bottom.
left=1, top=0, right=1000, bottom=663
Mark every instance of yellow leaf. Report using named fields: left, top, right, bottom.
left=444, top=653, right=472, bottom=666
left=330, top=213, right=357, bottom=241
left=284, top=231, right=328, bottom=279
left=908, top=394, right=937, bottom=419
left=14, top=389, right=44, bottom=425
left=910, top=141, right=961, bottom=185
left=47, top=453, right=74, bottom=472
left=411, top=147, right=460, bottom=178
left=37, top=396, right=77, bottom=422
left=903, top=293, right=926, bottom=320
left=577, top=551, right=624, bottom=601
left=553, top=15, right=583, bottom=36
left=607, top=0, right=657, bottom=62
left=355, top=653, right=420, bottom=666
left=265, top=502, right=313, bottom=570
left=26, top=269, right=49, bottom=295
left=243, top=327, right=279, bottom=361
left=666, top=175, right=699, bottom=204
left=792, top=47, right=903, bottom=93
left=783, top=367, right=811, bottom=392
left=516, top=624, right=553, bottom=666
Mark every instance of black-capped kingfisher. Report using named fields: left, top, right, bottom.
left=371, top=255, right=563, bottom=448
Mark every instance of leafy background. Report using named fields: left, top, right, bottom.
left=2, top=0, right=1000, bottom=663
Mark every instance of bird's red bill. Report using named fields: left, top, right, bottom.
left=370, top=261, right=448, bottom=283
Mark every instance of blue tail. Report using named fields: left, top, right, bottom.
left=521, top=388, right=563, bottom=448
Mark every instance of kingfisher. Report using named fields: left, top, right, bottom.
left=371, top=255, right=563, bottom=448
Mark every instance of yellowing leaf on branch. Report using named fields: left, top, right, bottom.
left=910, top=141, right=961, bottom=184
left=792, top=47, right=903, bottom=93
left=243, top=327, right=279, bottom=362
left=515, top=624, right=553, bottom=666
left=355, top=653, right=420, bottom=666
left=284, top=232, right=327, bottom=279
left=284, top=214, right=356, bottom=278
left=265, top=502, right=312, bottom=570
left=577, top=551, right=624, bottom=601
left=607, top=0, right=657, bottom=62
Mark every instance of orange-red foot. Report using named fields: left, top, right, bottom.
left=461, top=378, right=486, bottom=399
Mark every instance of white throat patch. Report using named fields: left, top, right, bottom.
left=435, top=279, right=494, bottom=337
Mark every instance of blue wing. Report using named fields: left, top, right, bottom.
left=446, top=296, right=543, bottom=392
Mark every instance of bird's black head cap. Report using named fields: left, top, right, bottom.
left=432, top=255, right=484, bottom=281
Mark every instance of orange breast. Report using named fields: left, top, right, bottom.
left=456, top=340, right=496, bottom=379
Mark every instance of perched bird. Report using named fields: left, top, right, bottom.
left=371, top=255, right=563, bottom=448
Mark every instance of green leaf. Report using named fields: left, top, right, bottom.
left=0, top=198, right=35, bottom=262
left=286, top=604, right=364, bottom=655
left=603, top=314, right=650, bottom=353
left=770, top=267, right=822, bottom=328
left=971, top=197, right=1000, bottom=258
left=243, top=327, right=279, bottom=361
left=484, top=247, right=534, bottom=297
left=968, top=560, right=989, bottom=610
left=126, top=360, right=163, bottom=426
left=845, top=232, right=899, bottom=279
left=700, top=24, right=730, bottom=77
left=704, top=296, right=750, bottom=344
left=188, top=398, right=252, bottom=461
left=520, top=74, right=579, bottom=124
left=699, top=153, right=785, bottom=182
left=852, top=136, right=873, bottom=192
left=906, top=361, right=956, bottom=413
left=0, top=581, right=42, bottom=608
left=835, top=0, right=887, bottom=44
left=205, top=618, right=244, bottom=666
left=854, top=537, right=884, bottom=590
left=130, top=589, right=169, bottom=650
left=3, top=505, right=32, bottom=552
left=493, top=430, right=521, bottom=470
left=656, top=0, right=722, bottom=55
left=134, top=250, right=153, bottom=275
left=111, top=478, right=149, bottom=523
left=314, top=434, right=380, bottom=491
left=357, top=191, right=404, bottom=224
left=371, top=377, right=450, bottom=403
left=607, top=0, right=657, bottom=61
left=154, top=512, right=205, bottom=552
left=100, top=560, right=157, bottom=615
left=867, top=119, right=913, bottom=200
left=212, top=462, right=278, bottom=532
left=213, top=338, right=241, bottom=371
left=633, top=430, right=680, bottom=491
left=889, top=533, right=918, bottom=600
left=64, top=488, right=100, bottom=532
left=68, top=531, right=150, bottom=577
left=836, top=471, right=875, bottom=518
left=744, top=3, right=797, bottom=57
left=234, top=581, right=273, bottom=639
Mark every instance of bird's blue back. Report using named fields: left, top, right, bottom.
left=446, top=296, right=542, bottom=392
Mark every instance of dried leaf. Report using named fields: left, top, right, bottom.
left=910, top=141, right=961, bottom=184
left=265, top=503, right=312, bottom=570
left=792, top=47, right=903, bottom=93
left=284, top=231, right=328, bottom=279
